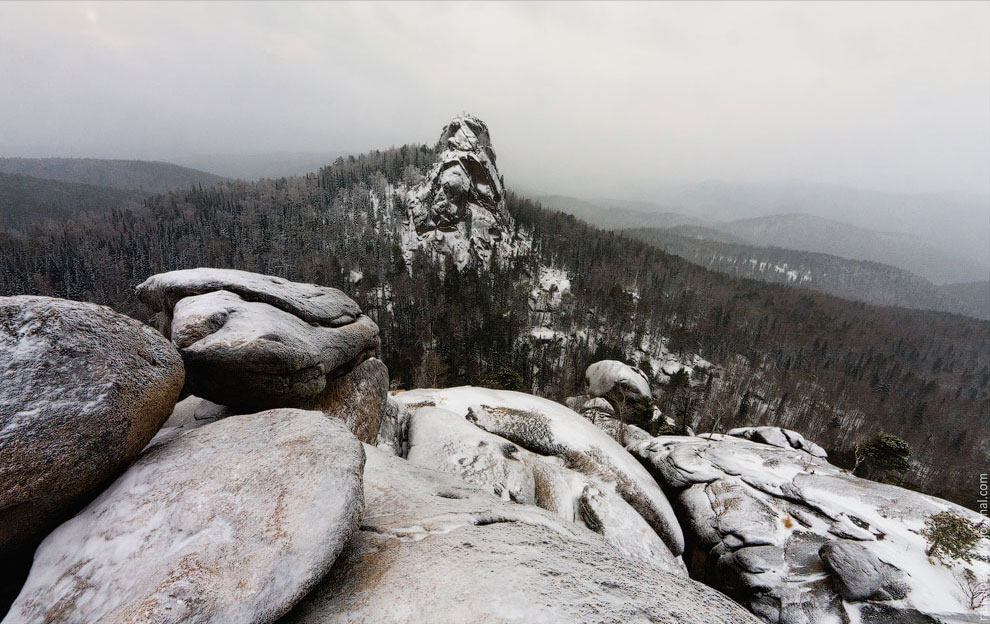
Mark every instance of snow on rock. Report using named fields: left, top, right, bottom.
left=628, top=434, right=990, bottom=624
left=169, top=289, right=380, bottom=412
left=281, top=445, right=757, bottom=624
left=393, top=386, right=684, bottom=556
left=136, top=267, right=362, bottom=333
left=0, top=296, right=184, bottom=557
left=728, top=426, right=828, bottom=459
left=310, top=357, right=388, bottom=445
left=162, top=395, right=229, bottom=428
left=529, top=266, right=571, bottom=313
left=400, top=405, right=684, bottom=572
left=5, top=410, right=365, bottom=624
left=585, top=359, right=652, bottom=400
left=402, top=115, right=518, bottom=269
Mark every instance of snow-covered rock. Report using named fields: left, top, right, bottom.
left=169, top=289, right=379, bottom=411
left=403, top=115, right=516, bottom=269
left=393, top=386, right=684, bottom=556
left=136, top=267, right=362, bottom=333
left=281, top=446, right=757, bottom=624
left=311, top=357, right=388, bottom=445
left=401, top=405, right=683, bottom=572
left=628, top=434, right=990, bottom=624
left=529, top=266, right=571, bottom=313
left=5, top=410, right=365, bottom=624
left=585, top=359, right=652, bottom=400
left=0, top=296, right=184, bottom=557
left=728, top=426, right=828, bottom=459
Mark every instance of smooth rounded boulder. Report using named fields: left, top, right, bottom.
left=4, top=410, right=365, bottom=624
left=0, top=295, right=184, bottom=557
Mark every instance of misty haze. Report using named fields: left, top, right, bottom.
left=1, top=3, right=988, bottom=624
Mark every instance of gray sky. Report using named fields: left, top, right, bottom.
left=1, top=1, right=988, bottom=198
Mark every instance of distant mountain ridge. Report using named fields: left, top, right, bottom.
left=0, top=158, right=226, bottom=194
left=0, top=173, right=145, bottom=231
left=538, top=193, right=988, bottom=284
left=624, top=226, right=990, bottom=320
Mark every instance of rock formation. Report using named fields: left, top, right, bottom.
left=281, top=446, right=758, bottom=624
left=0, top=296, right=184, bottom=557
left=5, top=410, right=365, bottom=624
left=136, top=268, right=383, bottom=443
left=628, top=433, right=990, bottom=623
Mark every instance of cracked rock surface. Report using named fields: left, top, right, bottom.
left=628, top=434, right=990, bottom=624
left=281, top=445, right=757, bottom=624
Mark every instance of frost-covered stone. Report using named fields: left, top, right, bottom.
left=0, top=296, right=184, bottom=556
left=136, top=267, right=361, bottom=332
left=394, top=387, right=684, bottom=556
left=312, top=357, right=388, bottom=445
left=403, top=115, right=516, bottom=269
left=5, top=410, right=365, bottom=624
left=728, top=426, right=828, bottom=459
left=585, top=359, right=652, bottom=400
left=170, top=290, right=379, bottom=411
left=401, top=405, right=683, bottom=572
left=162, top=395, right=229, bottom=428
left=281, top=446, right=757, bottom=624
left=628, top=434, right=990, bottom=624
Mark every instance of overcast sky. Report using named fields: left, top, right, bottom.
left=1, top=1, right=988, bottom=198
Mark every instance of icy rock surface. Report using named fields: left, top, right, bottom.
left=311, top=357, right=389, bottom=444
left=728, top=426, right=828, bottom=459
left=401, top=405, right=684, bottom=572
left=5, top=410, right=365, bottom=624
left=168, top=289, right=379, bottom=411
left=393, top=386, right=684, bottom=556
left=629, top=434, right=990, bottom=624
left=0, top=296, right=184, bottom=556
left=281, top=446, right=757, bottom=624
left=136, top=267, right=361, bottom=332
left=403, top=115, right=516, bottom=269
left=585, top=359, right=652, bottom=400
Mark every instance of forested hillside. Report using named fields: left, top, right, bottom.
left=0, top=173, right=146, bottom=231
left=624, top=226, right=990, bottom=319
left=1, top=143, right=987, bottom=507
left=0, top=158, right=225, bottom=194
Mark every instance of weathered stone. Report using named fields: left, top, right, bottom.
left=312, top=357, right=388, bottom=445
left=5, top=410, right=365, bottom=624
left=0, top=296, right=183, bottom=556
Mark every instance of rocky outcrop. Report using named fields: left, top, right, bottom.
left=5, top=410, right=365, bottom=624
left=282, top=446, right=758, bottom=624
left=629, top=434, right=990, bottom=624
left=404, top=115, right=517, bottom=268
left=393, top=387, right=685, bottom=557
left=136, top=269, right=385, bottom=440
left=585, top=359, right=652, bottom=401
left=0, top=296, right=184, bottom=557
left=401, top=405, right=684, bottom=573
left=727, top=426, right=827, bottom=459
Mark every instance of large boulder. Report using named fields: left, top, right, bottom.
left=393, top=387, right=684, bottom=557
left=585, top=359, right=652, bottom=400
left=0, top=296, right=184, bottom=557
left=4, top=410, right=365, bottom=624
left=727, top=426, right=828, bottom=459
left=629, top=434, right=990, bottom=624
left=281, top=446, right=758, bottom=624
left=135, top=269, right=383, bottom=424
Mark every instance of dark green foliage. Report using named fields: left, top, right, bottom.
left=479, top=367, right=526, bottom=392
left=922, top=511, right=985, bottom=564
left=854, top=433, right=911, bottom=482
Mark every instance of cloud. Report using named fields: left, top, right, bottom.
left=0, top=1, right=987, bottom=196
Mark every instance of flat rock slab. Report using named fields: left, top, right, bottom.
left=281, top=446, right=757, bottom=624
left=136, top=267, right=362, bottom=330
left=0, top=295, right=184, bottom=555
left=5, top=410, right=365, bottom=624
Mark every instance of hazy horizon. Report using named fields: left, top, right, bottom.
left=1, top=1, right=988, bottom=202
